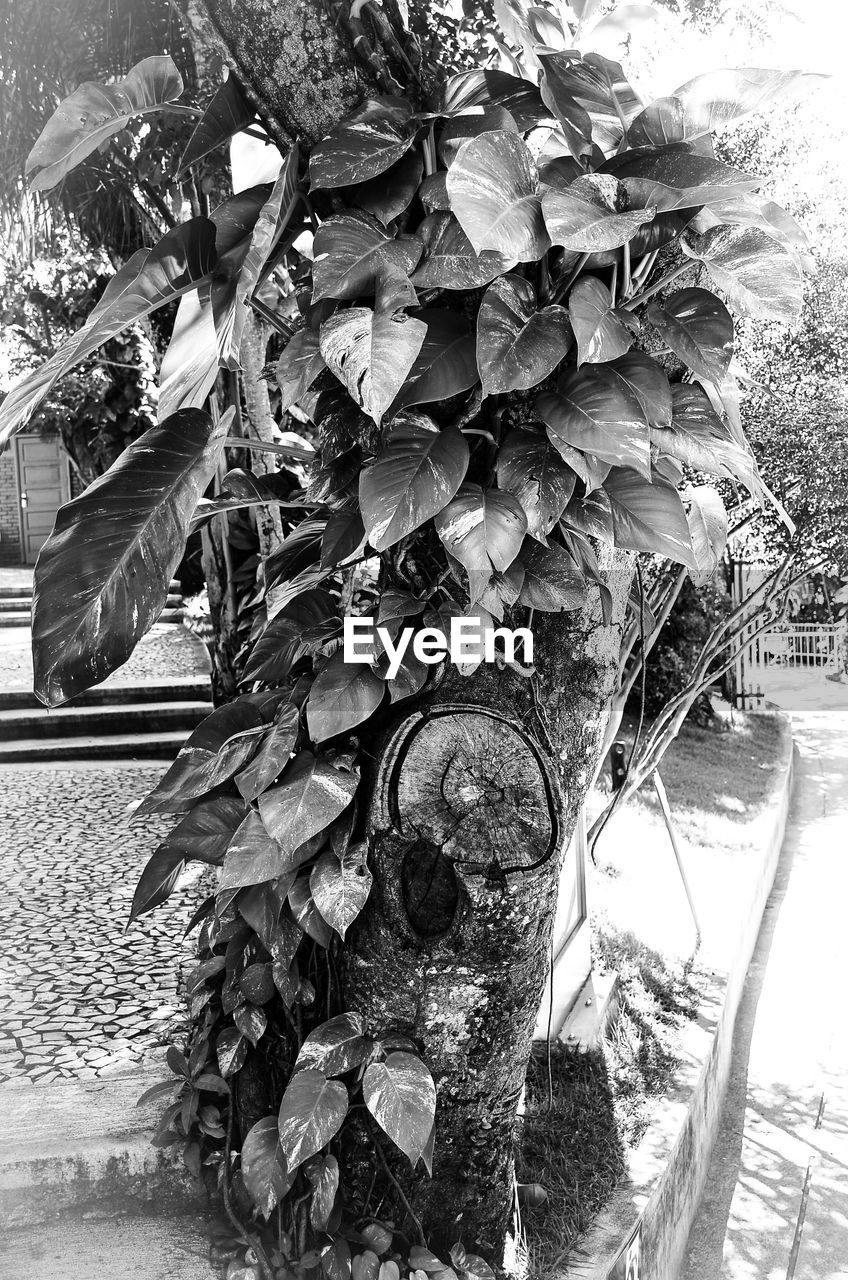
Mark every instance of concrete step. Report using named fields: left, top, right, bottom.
left=0, top=612, right=30, bottom=626
left=0, top=1212, right=221, bottom=1279
left=0, top=678, right=213, bottom=713
left=0, top=1073, right=210, bottom=1232
left=0, top=701, right=210, bottom=741
left=0, top=730, right=193, bottom=762
left=0, top=597, right=31, bottom=611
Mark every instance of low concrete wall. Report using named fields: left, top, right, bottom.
left=564, top=719, right=796, bottom=1280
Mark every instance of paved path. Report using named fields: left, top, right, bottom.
left=681, top=695, right=848, bottom=1280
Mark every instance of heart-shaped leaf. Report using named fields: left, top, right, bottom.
left=259, top=752, right=358, bottom=855
left=234, top=1002, right=268, bottom=1048
left=517, top=539, right=587, bottom=612
left=241, top=1116, right=290, bottom=1218
left=477, top=275, right=571, bottom=393
left=31, top=408, right=226, bottom=706
left=394, top=311, right=479, bottom=409
left=686, top=485, right=728, bottom=584
left=537, top=366, right=650, bottom=477
left=604, top=352, right=672, bottom=427
left=312, top=212, right=422, bottom=303
left=604, top=468, right=696, bottom=567
left=242, top=590, right=338, bottom=686
left=320, top=308, right=426, bottom=426
left=411, top=212, right=516, bottom=289
left=542, top=184, right=654, bottom=252
left=321, top=510, right=368, bottom=568
left=310, top=98, right=416, bottom=188
left=603, top=144, right=760, bottom=204
left=135, top=725, right=265, bottom=816
left=0, top=222, right=217, bottom=445
left=307, top=650, right=385, bottom=742
left=235, top=705, right=301, bottom=802
left=434, top=485, right=527, bottom=578
left=218, top=810, right=294, bottom=891
left=496, top=426, right=577, bottom=541
left=310, top=846, right=373, bottom=939
left=308, top=1154, right=340, bottom=1232
left=440, top=69, right=550, bottom=132
left=646, top=287, right=733, bottom=383
left=363, top=1052, right=436, bottom=1165
left=26, top=56, right=184, bottom=191
left=217, top=1028, right=249, bottom=1078
left=447, top=130, right=549, bottom=260
left=351, top=148, right=424, bottom=224
left=682, top=225, right=804, bottom=323
left=568, top=277, right=635, bottom=365
left=278, top=1069, right=349, bottom=1172
left=653, top=384, right=759, bottom=489
left=157, top=795, right=248, bottom=865
left=359, top=412, right=469, bottom=551
left=295, top=1012, right=374, bottom=1076
left=129, top=848, right=185, bottom=923
left=289, top=877, right=334, bottom=947
left=178, top=74, right=255, bottom=175
left=540, top=53, right=641, bottom=153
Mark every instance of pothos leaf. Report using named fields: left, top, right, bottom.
left=686, top=485, right=728, bottom=584
left=26, top=56, right=184, bottom=191
left=258, top=752, right=358, bottom=855
left=309, top=97, right=416, bottom=189
left=320, top=308, right=426, bottom=426
left=682, top=225, right=804, bottom=323
left=568, top=277, right=635, bottom=365
left=310, top=845, right=373, bottom=939
left=31, top=408, right=227, bottom=706
left=496, top=426, right=576, bottom=541
left=129, top=848, right=185, bottom=922
left=359, top=413, right=469, bottom=551
left=646, top=286, right=734, bottom=383
left=351, top=148, right=424, bottom=224
left=517, top=539, right=587, bottom=612
left=278, top=1069, right=349, bottom=1173
left=411, top=212, right=516, bottom=290
left=604, top=467, right=696, bottom=567
left=307, top=650, right=385, bottom=742
left=434, top=484, right=527, bottom=578
left=440, top=68, right=550, bottom=132
left=294, top=1012, right=373, bottom=1076
left=447, top=130, right=549, bottom=260
left=362, top=1052, right=436, bottom=1165
left=217, top=1027, right=249, bottom=1078
left=604, top=351, right=672, bottom=428
left=321, top=509, right=367, bottom=568
left=542, top=183, right=654, bottom=252
left=308, top=1154, right=340, bottom=1232
left=393, top=310, right=479, bottom=410
left=235, top=705, right=301, bottom=802
left=289, top=876, right=334, bottom=947
left=242, top=589, right=338, bottom=686
left=312, top=211, right=422, bottom=303
left=654, top=383, right=759, bottom=489
left=476, top=275, right=571, bottom=394
left=537, top=366, right=650, bottom=477
left=241, top=1116, right=290, bottom=1218
left=178, top=73, right=255, bottom=175
left=218, top=810, right=292, bottom=890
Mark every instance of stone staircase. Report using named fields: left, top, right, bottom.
left=0, top=579, right=213, bottom=762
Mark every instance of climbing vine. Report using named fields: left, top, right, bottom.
left=0, top=0, right=816, bottom=1273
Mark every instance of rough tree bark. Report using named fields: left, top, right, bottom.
left=183, top=0, right=636, bottom=1256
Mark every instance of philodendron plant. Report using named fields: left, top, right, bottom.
left=1, top=0, right=816, bottom=1272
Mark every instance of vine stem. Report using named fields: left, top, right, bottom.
left=373, top=1137, right=427, bottom=1246
left=222, top=1094, right=275, bottom=1280
left=551, top=252, right=590, bottom=304
left=620, top=260, right=692, bottom=310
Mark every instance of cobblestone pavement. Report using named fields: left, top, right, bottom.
left=0, top=763, right=210, bottom=1085
left=0, top=623, right=211, bottom=692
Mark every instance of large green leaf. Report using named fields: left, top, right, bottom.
left=31, top=408, right=227, bottom=707
left=320, top=308, right=426, bottom=426
left=26, top=56, right=184, bottom=191
left=359, top=413, right=469, bottom=551
left=312, top=212, right=422, bottom=303
left=537, top=366, right=650, bottom=477
left=362, top=1052, right=436, bottom=1165
left=294, top=1012, right=373, bottom=1076
left=241, top=1116, right=290, bottom=1218
left=653, top=384, right=760, bottom=489
left=604, top=352, right=672, bottom=428
left=309, top=98, right=416, bottom=188
left=447, top=130, right=549, bottom=260
left=537, top=55, right=593, bottom=158
left=568, top=277, right=635, bottom=365
left=0, top=221, right=217, bottom=445
left=310, top=846, right=373, bottom=938
left=539, top=53, right=642, bottom=153
left=278, top=1069, right=349, bottom=1173
left=686, top=485, right=727, bottom=585
left=258, top=752, right=358, bottom=856
left=682, top=226, right=804, bottom=323
left=434, top=485, right=527, bottom=582
left=307, top=650, right=385, bottom=742
left=629, top=68, right=824, bottom=148
left=496, top=426, right=577, bottom=542
left=604, top=468, right=696, bottom=567
left=646, top=287, right=733, bottom=383
left=477, top=275, right=571, bottom=393
left=394, top=311, right=479, bottom=409
left=178, top=75, right=255, bottom=175
left=276, top=330, right=327, bottom=412
left=542, top=180, right=655, bottom=252
left=517, top=539, right=587, bottom=612
left=410, top=212, right=516, bottom=289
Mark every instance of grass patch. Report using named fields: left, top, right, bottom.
left=518, top=1043, right=626, bottom=1279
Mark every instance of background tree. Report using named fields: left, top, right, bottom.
left=0, top=0, right=818, bottom=1268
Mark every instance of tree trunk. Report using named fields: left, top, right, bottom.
left=240, top=312, right=285, bottom=556
left=343, top=561, right=632, bottom=1255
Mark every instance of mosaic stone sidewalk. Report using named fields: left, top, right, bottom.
left=0, top=763, right=209, bottom=1086
left=0, top=623, right=211, bottom=692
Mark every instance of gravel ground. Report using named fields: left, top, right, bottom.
left=0, top=763, right=210, bottom=1085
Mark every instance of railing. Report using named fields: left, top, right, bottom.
left=753, top=622, right=846, bottom=671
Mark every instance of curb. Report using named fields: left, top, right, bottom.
left=562, top=714, right=796, bottom=1280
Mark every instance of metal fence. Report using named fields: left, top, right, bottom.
left=753, top=622, right=846, bottom=671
